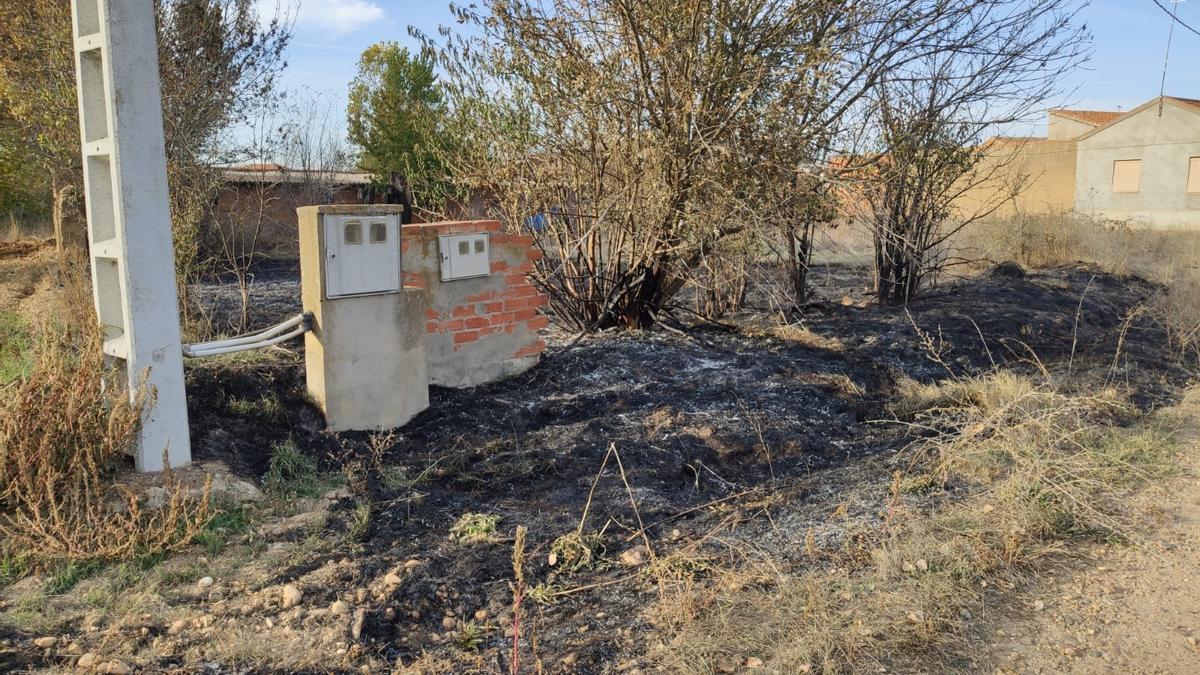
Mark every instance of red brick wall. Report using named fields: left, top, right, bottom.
left=399, top=220, right=549, bottom=387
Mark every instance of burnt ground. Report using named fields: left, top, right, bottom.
left=153, top=261, right=1195, bottom=672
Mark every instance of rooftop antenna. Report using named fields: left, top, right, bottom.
left=1159, top=0, right=1186, bottom=116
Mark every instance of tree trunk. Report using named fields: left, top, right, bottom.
left=51, top=176, right=66, bottom=254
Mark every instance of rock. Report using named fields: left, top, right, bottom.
left=901, top=561, right=916, bottom=573
left=562, top=652, right=578, bottom=667
left=383, top=573, right=403, bottom=586
left=474, top=609, right=489, bottom=622
left=745, top=656, right=765, bottom=668
left=619, top=546, right=648, bottom=566
left=33, top=636, right=57, bottom=648
left=307, top=608, right=330, bottom=619
left=907, top=610, right=926, bottom=623
left=402, top=559, right=423, bottom=571
left=547, top=552, right=558, bottom=566
left=197, top=576, right=214, bottom=589
left=324, top=487, right=352, bottom=502
left=281, top=585, right=303, bottom=609
left=914, top=559, right=928, bottom=572
left=991, top=261, right=1027, bottom=279
left=351, top=608, right=366, bottom=640
left=1034, top=600, right=1046, bottom=611
left=442, top=616, right=457, bottom=630
left=168, top=620, right=186, bottom=636
left=77, top=653, right=98, bottom=669
left=103, top=661, right=132, bottom=674
left=330, top=600, right=350, bottom=616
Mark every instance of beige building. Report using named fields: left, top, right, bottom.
left=959, top=97, right=1200, bottom=228
left=1073, top=97, right=1200, bottom=228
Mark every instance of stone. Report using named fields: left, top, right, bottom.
left=474, top=609, right=489, bottom=622
left=103, top=661, right=132, bottom=674
left=914, top=559, right=928, bottom=572
left=745, top=656, right=765, bottom=668
left=442, top=616, right=457, bottom=630
left=352, top=608, right=366, bottom=640
left=281, top=585, right=303, bottom=609
left=331, top=600, right=350, bottom=616
left=383, top=573, right=403, bottom=586
left=619, top=546, right=648, bottom=566
left=197, top=576, right=214, bottom=589
left=33, top=636, right=57, bottom=648
left=402, top=559, right=423, bottom=570
left=77, top=653, right=98, bottom=669
left=168, top=620, right=186, bottom=636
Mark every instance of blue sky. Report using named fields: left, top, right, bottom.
left=264, top=0, right=1200, bottom=139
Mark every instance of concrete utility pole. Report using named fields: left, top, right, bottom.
left=70, top=0, right=191, bottom=471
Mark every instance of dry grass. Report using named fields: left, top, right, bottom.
left=0, top=322, right=210, bottom=567
left=651, top=372, right=1179, bottom=672
left=770, top=323, right=846, bottom=352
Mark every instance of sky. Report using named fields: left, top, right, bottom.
left=260, top=0, right=1200, bottom=143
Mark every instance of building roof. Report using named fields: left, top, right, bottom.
left=1076, top=95, right=1200, bottom=141
left=220, top=163, right=373, bottom=186
left=1167, top=96, right=1200, bottom=111
left=1049, top=109, right=1125, bottom=126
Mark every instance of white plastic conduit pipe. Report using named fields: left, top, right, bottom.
left=182, top=313, right=313, bottom=358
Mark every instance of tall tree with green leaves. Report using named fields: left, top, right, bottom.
left=347, top=43, right=451, bottom=216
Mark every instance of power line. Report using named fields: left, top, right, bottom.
left=1151, top=0, right=1200, bottom=38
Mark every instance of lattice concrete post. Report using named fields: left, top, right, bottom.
left=71, top=0, right=191, bottom=471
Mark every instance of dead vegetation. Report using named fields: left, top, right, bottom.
left=0, top=322, right=211, bottom=570
left=650, top=370, right=1178, bottom=673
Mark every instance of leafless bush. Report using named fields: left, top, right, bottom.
left=0, top=323, right=210, bottom=565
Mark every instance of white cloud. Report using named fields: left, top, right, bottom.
left=297, top=0, right=386, bottom=36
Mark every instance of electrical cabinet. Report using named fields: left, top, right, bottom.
left=323, top=213, right=401, bottom=299
left=439, top=233, right=491, bottom=281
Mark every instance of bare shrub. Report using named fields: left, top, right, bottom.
left=0, top=323, right=210, bottom=565
left=652, top=372, right=1176, bottom=671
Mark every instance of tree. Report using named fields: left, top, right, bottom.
left=347, top=43, right=451, bottom=219
left=861, top=1, right=1088, bottom=305
left=0, top=0, right=291, bottom=310
left=0, top=2, right=81, bottom=251
left=424, top=0, right=1087, bottom=329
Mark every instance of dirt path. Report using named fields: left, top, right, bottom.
left=987, top=391, right=1200, bottom=674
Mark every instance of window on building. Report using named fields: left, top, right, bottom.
left=1111, top=160, right=1141, bottom=194
left=1188, top=157, right=1200, bottom=194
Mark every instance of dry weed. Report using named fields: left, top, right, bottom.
left=0, top=322, right=210, bottom=565
left=652, top=372, right=1177, bottom=672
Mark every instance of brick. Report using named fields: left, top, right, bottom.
left=526, top=315, right=550, bottom=331
left=465, top=291, right=497, bottom=302
left=490, top=260, right=509, bottom=273
left=512, top=261, right=534, bottom=273
left=451, top=304, right=476, bottom=318
left=528, top=249, right=544, bottom=261
left=513, top=308, right=537, bottom=322
left=484, top=302, right=505, bottom=313
left=441, top=319, right=464, bottom=332
left=514, top=340, right=546, bottom=358
left=465, top=316, right=490, bottom=329
left=425, top=320, right=439, bottom=332
left=504, top=273, right=530, bottom=286
left=490, top=311, right=517, bottom=326
left=425, top=308, right=440, bottom=320
left=454, top=330, right=480, bottom=345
